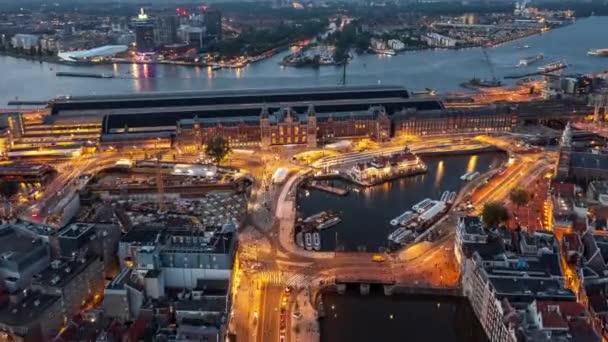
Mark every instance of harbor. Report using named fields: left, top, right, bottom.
left=297, top=152, right=506, bottom=252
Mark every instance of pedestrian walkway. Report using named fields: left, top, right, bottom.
left=256, top=271, right=312, bottom=288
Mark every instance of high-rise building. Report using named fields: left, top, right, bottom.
left=154, top=15, right=179, bottom=47
left=133, top=8, right=155, bottom=52
left=203, top=10, right=222, bottom=41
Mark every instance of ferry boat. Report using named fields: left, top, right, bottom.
left=465, top=171, right=480, bottom=181
left=304, top=211, right=326, bottom=224
left=440, top=191, right=450, bottom=203
left=304, top=232, right=313, bottom=250
left=460, top=171, right=473, bottom=181
left=447, top=192, right=457, bottom=204
left=317, top=216, right=341, bottom=230
left=518, top=54, right=544, bottom=67
left=312, top=232, right=321, bottom=251
left=416, top=200, right=436, bottom=214
left=388, top=227, right=414, bottom=245
left=588, top=48, right=608, bottom=57
left=538, top=61, right=567, bottom=73
left=417, top=201, right=447, bottom=225
left=390, top=210, right=414, bottom=226
left=412, top=198, right=432, bottom=212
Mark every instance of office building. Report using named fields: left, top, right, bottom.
left=0, top=225, right=50, bottom=293
left=154, top=15, right=179, bottom=46
left=0, top=291, right=63, bottom=342
left=31, top=255, right=104, bottom=320
left=10, top=34, right=39, bottom=50
left=133, top=8, right=155, bottom=52
left=203, top=10, right=222, bottom=41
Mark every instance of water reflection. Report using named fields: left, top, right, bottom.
left=435, top=160, right=444, bottom=187
left=466, top=155, right=478, bottom=173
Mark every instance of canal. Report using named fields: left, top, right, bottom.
left=296, top=152, right=507, bottom=252
left=319, top=289, right=488, bottom=342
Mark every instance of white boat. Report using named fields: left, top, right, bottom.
left=412, top=198, right=432, bottom=211
left=304, top=233, right=313, bottom=250
left=390, top=210, right=414, bottom=226
left=317, top=216, right=341, bottom=230
left=538, top=61, right=567, bottom=73
left=312, top=232, right=321, bottom=251
left=440, top=191, right=450, bottom=202
left=518, top=53, right=544, bottom=67
left=447, top=191, right=457, bottom=204
left=388, top=228, right=413, bottom=245
left=296, top=232, right=304, bottom=247
left=466, top=171, right=480, bottom=181
left=304, top=211, right=326, bottom=224
left=418, top=201, right=447, bottom=223
left=416, top=200, right=436, bottom=214
left=460, top=171, right=473, bottom=180
left=588, top=48, right=608, bottom=57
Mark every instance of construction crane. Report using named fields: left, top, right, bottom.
left=482, top=48, right=499, bottom=83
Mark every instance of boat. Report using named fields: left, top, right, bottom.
left=465, top=171, right=480, bottom=181
left=538, top=61, right=567, bottom=73
left=518, top=54, right=544, bottom=67
left=462, top=77, right=502, bottom=88
left=372, top=48, right=397, bottom=56
left=440, top=191, right=450, bottom=203
left=388, top=227, right=414, bottom=245
left=412, top=198, right=432, bottom=212
left=588, top=48, right=608, bottom=57
left=312, top=232, right=321, bottom=251
left=418, top=201, right=447, bottom=224
left=518, top=45, right=531, bottom=49
left=460, top=172, right=473, bottom=181
left=304, top=211, right=326, bottom=224
left=296, top=232, right=304, bottom=247
left=417, top=200, right=436, bottom=214
left=390, top=210, right=414, bottom=226
left=56, top=71, right=114, bottom=79
left=411, top=88, right=438, bottom=96
left=317, top=216, right=341, bottom=230
left=447, top=191, right=457, bottom=204
left=304, top=233, right=313, bottom=250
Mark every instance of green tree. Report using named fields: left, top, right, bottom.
left=481, top=202, right=510, bottom=228
left=509, top=187, right=530, bottom=210
left=204, top=136, right=232, bottom=166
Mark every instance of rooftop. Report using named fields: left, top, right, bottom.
left=0, top=291, right=60, bottom=326
left=0, top=225, right=47, bottom=265
left=571, top=152, right=608, bottom=170
left=32, top=256, right=99, bottom=289
left=57, top=223, right=95, bottom=239
left=461, top=216, right=485, bottom=235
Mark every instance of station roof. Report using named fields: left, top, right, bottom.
left=51, top=85, right=409, bottom=104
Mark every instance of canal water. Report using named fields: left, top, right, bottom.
left=297, top=152, right=506, bottom=252
left=2, top=16, right=608, bottom=105
left=320, top=289, right=488, bottom=342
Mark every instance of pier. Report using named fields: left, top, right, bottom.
left=308, top=181, right=348, bottom=196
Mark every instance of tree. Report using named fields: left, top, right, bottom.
left=509, top=187, right=530, bottom=210
left=204, top=136, right=232, bottom=166
left=482, top=202, right=510, bottom=228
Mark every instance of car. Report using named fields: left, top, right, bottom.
left=372, top=255, right=385, bottom=262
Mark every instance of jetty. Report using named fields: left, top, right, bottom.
left=308, top=182, right=348, bottom=196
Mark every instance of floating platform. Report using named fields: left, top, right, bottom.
left=309, top=182, right=348, bottom=196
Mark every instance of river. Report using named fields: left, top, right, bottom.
left=297, top=152, right=506, bottom=252
left=2, top=16, right=608, bottom=106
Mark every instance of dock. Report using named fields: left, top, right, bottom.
left=308, top=182, right=348, bottom=196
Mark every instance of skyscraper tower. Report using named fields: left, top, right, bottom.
left=133, top=8, right=155, bottom=52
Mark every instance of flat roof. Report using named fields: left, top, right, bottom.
left=51, top=85, right=409, bottom=104
left=0, top=225, right=47, bottom=265
left=33, top=256, right=99, bottom=289
left=0, top=292, right=61, bottom=326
